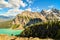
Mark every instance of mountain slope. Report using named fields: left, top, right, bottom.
left=0, top=15, right=14, bottom=28
left=12, top=11, right=47, bottom=29
left=11, top=8, right=60, bottom=30
left=0, top=15, right=15, bottom=22
left=41, top=8, right=60, bottom=21
left=0, top=20, right=12, bottom=28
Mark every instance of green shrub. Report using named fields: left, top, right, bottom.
left=11, top=24, right=20, bottom=29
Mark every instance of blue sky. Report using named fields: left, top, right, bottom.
left=0, top=0, right=60, bottom=16
left=23, top=0, right=60, bottom=11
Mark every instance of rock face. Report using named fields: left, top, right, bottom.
left=41, top=8, right=60, bottom=21
left=0, top=35, right=54, bottom=40
left=12, top=11, right=47, bottom=30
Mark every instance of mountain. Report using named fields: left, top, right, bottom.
left=0, top=15, right=15, bottom=22
left=12, top=11, right=47, bottom=29
left=0, top=15, right=14, bottom=28
left=0, top=21, right=12, bottom=28
left=41, top=8, right=60, bottom=21
left=11, top=8, right=60, bottom=30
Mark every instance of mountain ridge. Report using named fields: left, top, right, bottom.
left=1, top=8, right=60, bottom=29
left=0, top=15, right=15, bottom=22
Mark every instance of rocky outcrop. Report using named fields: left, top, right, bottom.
left=0, top=34, right=54, bottom=40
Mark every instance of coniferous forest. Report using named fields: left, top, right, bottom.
left=16, top=20, right=60, bottom=39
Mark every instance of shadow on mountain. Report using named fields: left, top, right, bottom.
left=25, top=18, right=42, bottom=27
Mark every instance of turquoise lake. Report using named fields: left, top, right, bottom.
left=0, top=29, right=23, bottom=36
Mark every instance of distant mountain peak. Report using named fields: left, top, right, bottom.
left=41, top=8, right=60, bottom=14
left=41, top=8, right=60, bottom=20
left=0, top=15, right=15, bottom=22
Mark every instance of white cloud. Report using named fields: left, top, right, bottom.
left=0, top=0, right=27, bottom=8
left=20, top=0, right=27, bottom=7
left=0, top=0, right=27, bottom=16
left=36, top=8, right=40, bottom=11
left=0, top=0, right=34, bottom=16
left=0, top=9, right=24, bottom=16
left=25, top=7, right=32, bottom=11
left=0, top=0, right=12, bottom=8
left=26, top=0, right=33, bottom=7
left=27, top=0, right=32, bottom=4
left=33, top=7, right=40, bottom=12
left=48, top=5, right=54, bottom=8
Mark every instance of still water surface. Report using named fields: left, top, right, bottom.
left=0, top=29, right=23, bottom=36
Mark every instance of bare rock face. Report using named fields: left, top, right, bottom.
left=12, top=11, right=47, bottom=30
left=41, top=8, right=60, bottom=21
left=0, top=34, right=54, bottom=40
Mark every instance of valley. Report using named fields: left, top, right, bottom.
left=0, top=21, right=12, bottom=28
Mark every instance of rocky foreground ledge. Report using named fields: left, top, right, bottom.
left=0, top=34, right=55, bottom=40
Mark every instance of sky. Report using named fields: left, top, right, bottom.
left=0, top=0, right=60, bottom=16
